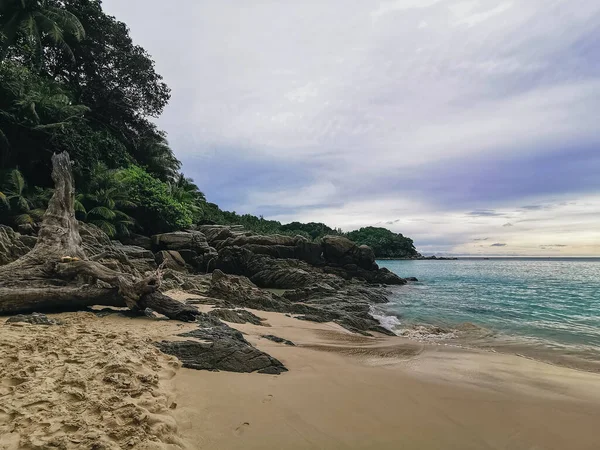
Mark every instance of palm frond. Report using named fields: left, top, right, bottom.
left=90, top=220, right=116, bottom=237
left=14, top=213, right=33, bottom=225
left=88, top=206, right=116, bottom=220
left=0, top=191, right=7, bottom=207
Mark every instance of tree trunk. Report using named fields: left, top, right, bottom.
left=0, top=152, right=199, bottom=321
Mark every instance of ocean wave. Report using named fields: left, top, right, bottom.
left=369, top=306, right=402, bottom=332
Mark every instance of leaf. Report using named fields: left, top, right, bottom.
left=90, top=220, right=116, bottom=237
left=14, top=213, right=33, bottom=225
left=88, top=206, right=116, bottom=220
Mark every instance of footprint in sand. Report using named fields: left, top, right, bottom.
left=234, top=422, right=250, bottom=436
left=262, top=394, right=273, bottom=403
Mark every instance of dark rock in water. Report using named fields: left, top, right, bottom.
left=5, top=313, right=63, bottom=326
left=262, top=334, right=295, bottom=346
left=405, top=277, right=419, bottom=282
left=155, top=313, right=287, bottom=374
left=208, top=308, right=266, bottom=326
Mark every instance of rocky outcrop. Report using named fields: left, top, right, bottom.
left=198, top=225, right=405, bottom=285
left=207, top=270, right=395, bottom=336
left=155, top=250, right=187, bottom=272
left=0, top=225, right=31, bottom=265
left=208, top=308, right=266, bottom=326
left=155, top=313, right=287, bottom=374
left=152, top=231, right=218, bottom=272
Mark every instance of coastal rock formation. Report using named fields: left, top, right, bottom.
left=208, top=308, right=267, bottom=325
left=207, top=269, right=395, bottom=336
left=152, top=230, right=218, bottom=272
left=0, top=225, right=31, bottom=265
left=155, top=313, right=287, bottom=374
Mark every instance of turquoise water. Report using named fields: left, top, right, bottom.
left=376, top=258, right=600, bottom=369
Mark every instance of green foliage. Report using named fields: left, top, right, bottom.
left=117, top=166, right=194, bottom=235
left=346, top=227, right=418, bottom=258
left=75, top=163, right=136, bottom=237
left=0, top=0, right=85, bottom=64
left=0, top=167, right=50, bottom=226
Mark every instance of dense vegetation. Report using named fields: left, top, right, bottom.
left=0, top=0, right=419, bottom=258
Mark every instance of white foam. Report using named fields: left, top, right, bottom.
left=369, top=306, right=402, bottom=333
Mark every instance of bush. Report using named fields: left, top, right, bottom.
left=118, top=166, right=194, bottom=235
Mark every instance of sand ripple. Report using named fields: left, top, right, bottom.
left=0, top=312, right=185, bottom=450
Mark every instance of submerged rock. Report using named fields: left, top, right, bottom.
left=155, top=313, right=287, bottom=374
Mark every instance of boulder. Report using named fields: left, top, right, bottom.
left=208, top=269, right=295, bottom=312
left=119, top=233, right=152, bottom=250
left=208, top=308, right=266, bottom=326
left=0, top=225, right=31, bottom=265
left=321, top=235, right=356, bottom=265
left=152, top=231, right=217, bottom=272
left=155, top=250, right=187, bottom=272
left=155, top=313, right=287, bottom=374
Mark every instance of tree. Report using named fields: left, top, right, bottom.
left=0, top=0, right=84, bottom=64
left=76, top=163, right=136, bottom=237
left=0, top=152, right=199, bottom=321
left=1, top=168, right=48, bottom=226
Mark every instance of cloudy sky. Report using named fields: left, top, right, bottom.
left=103, top=0, right=600, bottom=256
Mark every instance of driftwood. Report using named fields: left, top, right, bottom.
left=0, top=152, right=199, bottom=321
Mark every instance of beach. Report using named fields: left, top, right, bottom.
left=2, top=292, right=600, bottom=449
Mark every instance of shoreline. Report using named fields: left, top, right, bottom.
left=2, top=298, right=600, bottom=449
left=369, top=305, right=600, bottom=374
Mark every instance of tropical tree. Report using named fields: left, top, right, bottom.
left=76, top=164, right=136, bottom=237
left=0, top=0, right=85, bottom=64
left=0, top=168, right=48, bottom=225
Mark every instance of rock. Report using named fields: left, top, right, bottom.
left=321, top=235, right=356, bottom=265
left=155, top=250, right=188, bottom=272
left=208, top=269, right=395, bottom=336
left=5, top=313, right=63, bottom=326
left=208, top=308, right=267, bottom=326
left=119, top=233, right=152, bottom=250
left=405, top=277, right=419, bottom=282
left=152, top=231, right=217, bottom=272
left=112, top=242, right=157, bottom=273
left=208, top=269, right=295, bottom=312
left=0, top=225, right=30, bottom=265
left=19, top=235, right=37, bottom=249
left=155, top=313, right=287, bottom=374
left=17, top=223, right=36, bottom=236
left=261, top=334, right=295, bottom=346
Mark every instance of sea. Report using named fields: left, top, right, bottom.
left=373, top=258, right=600, bottom=372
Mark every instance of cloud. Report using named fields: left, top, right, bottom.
left=503, top=222, right=513, bottom=227
left=491, top=243, right=507, bottom=247
left=467, top=210, right=504, bottom=217
left=101, top=0, right=600, bottom=256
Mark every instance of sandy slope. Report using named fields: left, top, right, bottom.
left=0, top=311, right=193, bottom=450
left=2, top=293, right=600, bottom=449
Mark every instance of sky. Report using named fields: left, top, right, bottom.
left=102, top=0, right=600, bottom=256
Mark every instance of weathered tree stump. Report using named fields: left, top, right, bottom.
left=0, top=152, right=199, bottom=321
